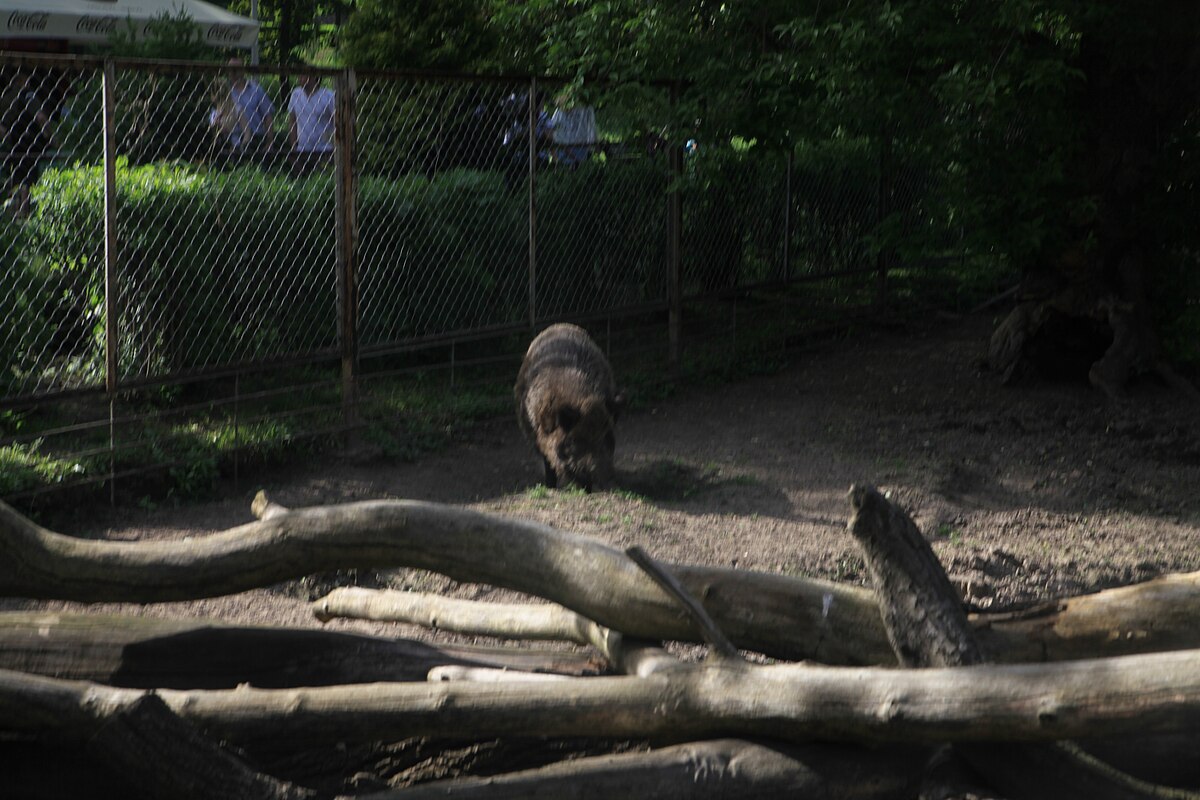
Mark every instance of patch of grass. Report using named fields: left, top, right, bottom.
left=0, top=440, right=91, bottom=496
left=525, top=485, right=551, bottom=500
left=613, top=487, right=649, bottom=503
left=936, top=523, right=965, bottom=546
left=829, top=556, right=865, bottom=583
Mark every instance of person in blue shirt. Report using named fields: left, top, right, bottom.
left=209, top=57, right=274, bottom=161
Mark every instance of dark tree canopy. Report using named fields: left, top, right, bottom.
left=334, top=1, right=1200, bottom=388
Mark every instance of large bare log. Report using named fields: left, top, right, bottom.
left=313, top=588, right=677, bottom=677
left=5, top=649, right=1200, bottom=747
left=369, top=738, right=923, bottom=800
left=86, top=692, right=318, bottom=800
left=3, top=666, right=315, bottom=800
left=8, top=498, right=1200, bottom=667
left=0, top=611, right=603, bottom=688
left=847, top=485, right=1200, bottom=800
left=973, top=570, right=1200, bottom=662
left=0, top=495, right=889, bottom=665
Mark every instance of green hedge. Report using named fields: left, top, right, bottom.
left=536, top=157, right=670, bottom=316
left=6, top=144, right=926, bottom=394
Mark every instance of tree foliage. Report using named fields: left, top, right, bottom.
left=352, top=0, right=1198, bottom=370
left=339, top=0, right=499, bottom=71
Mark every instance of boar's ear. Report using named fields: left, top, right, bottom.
left=557, top=405, right=581, bottom=432
left=607, top=391, right=627, bottom=421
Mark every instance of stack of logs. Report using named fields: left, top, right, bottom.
left=1, top=486, right=1199, bottom=798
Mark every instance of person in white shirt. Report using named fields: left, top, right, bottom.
left=549, top=99, right=597, bottom=167
left=288, top=72, right=335, bottom=176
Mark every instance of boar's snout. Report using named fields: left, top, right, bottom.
left=555, top=404, right=616, bottom=492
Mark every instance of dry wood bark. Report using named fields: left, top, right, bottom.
left=972, top=570, right=1200, bottom=662
left=3, top=666, right=315, bottom=800
left=7, top=496, right=1200, bottom=666
left=5, top=649, right=1200, bottom=747
left=313, top=587, right=605, bottom=647
left=87, top=692, right=318, bottom=800
left=626, top=544, right=740, bottom=659
left=366, top=738, right=923, bottom=800
left=0, top=494, right=890, bottom=664
left=846, top=484, right=1200, bottom=800
left=0, top=611, right=602, bottom=688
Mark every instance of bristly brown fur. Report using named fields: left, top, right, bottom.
left=515, top=324, right=624, bottom=491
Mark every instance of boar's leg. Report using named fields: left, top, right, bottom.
left=542, top=458, right=558, bottom=489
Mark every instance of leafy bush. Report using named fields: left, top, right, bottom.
left=358, top=168, right=528, bottom=343
left=23, top=162, right=544, bottom=377
left=32, top=161, right=339, bottom=380
left=537, top=156, right=669, bottom=316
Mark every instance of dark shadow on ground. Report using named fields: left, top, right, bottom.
left=617, top=458, right=792, bottom=519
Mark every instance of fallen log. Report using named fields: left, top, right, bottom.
left=4, top=648, right=1200, bottom=747
left=973, top=570, right=1200, bottom=661
left=87, top=692, right=318, bottom=800
left=3, top=666, right=316, bottom=800
left=846, top=484, right=1200, bottom=800
left=7, top=496, right=1200, bottom=666
left=313, top=587, right=604, bottom=647
left=0, top=611, right=603, bottom=688
left=0, top=495, right=887, bottom=665
left=368, top=738, right=924, bottom=800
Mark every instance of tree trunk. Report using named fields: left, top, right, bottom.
left=313, top=587, right=604, bottom=646
left=0, top=496, right=893, bottom=666
left=2, top=667, right=315, bottom=800
left=988, top=5, right=1200, bottom=396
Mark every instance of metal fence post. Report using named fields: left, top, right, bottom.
left=783, top=147, right=793, bottom=284
left=102, top=60, right=119, bottom=504
left=335, top=67, right=360, bottom=438
left=102, top=60, right=119, bottom=394
left=527, top=77, right=539, bottom=327
left=876, top=128, right=892, bottom=310
left=667, top=82, right=683, bottom=371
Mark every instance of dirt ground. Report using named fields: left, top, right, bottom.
left=16, top=310, right=1200, bottom=642
left=9, top=310, right=1200, bottom=795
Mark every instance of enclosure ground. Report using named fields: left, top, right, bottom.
left=10, top=310, right=1200, bottom=644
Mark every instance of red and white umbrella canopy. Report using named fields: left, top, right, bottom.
left=1, top=0, right=259, bottom=49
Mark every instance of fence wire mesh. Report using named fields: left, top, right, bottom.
left=356, top=76, right=530, bottom=346
left=2, top=62, right=104, bottom=398
left=113, top=63, right=338, bottom=382
left=1, top=53, right=986, bottom=506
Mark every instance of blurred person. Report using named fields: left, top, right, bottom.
left=208, top=85, right=249, bottom=155
left=549, top=92, right=597, bottom=167
left=2, top=69, right=53, bottom=218
left=287, top=71, right=335, bottom=177
left=209, top=57, right=274, bottom=159
left=501, top=89, right=554, bottom=189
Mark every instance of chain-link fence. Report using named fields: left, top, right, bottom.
left=0, top=53, right=989, bottom=505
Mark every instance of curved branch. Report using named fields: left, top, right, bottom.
left=0, top=496, right=887, bottom=665
left=6, top=497, right=1200, bottom=666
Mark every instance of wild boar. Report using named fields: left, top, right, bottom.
left=515, top=323, right=624, bottom=491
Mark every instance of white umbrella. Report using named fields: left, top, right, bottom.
left=1, top=0, right=259, bottom=49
